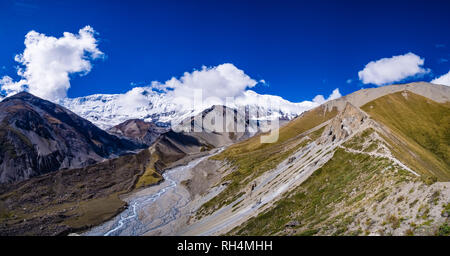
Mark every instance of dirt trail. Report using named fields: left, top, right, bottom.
left=338, top=145, right=419, bottom=176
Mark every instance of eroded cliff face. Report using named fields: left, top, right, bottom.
left=0, top=92, right=144, bottom=184
left=318, top=102, right=369, bottom=145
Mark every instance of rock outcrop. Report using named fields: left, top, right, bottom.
left=318, top=102, right=368, bottom=145
left=108, top=119, right=168, bottom=146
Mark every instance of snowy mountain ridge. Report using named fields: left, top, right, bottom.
left=58, top=88, right=339, bottom=129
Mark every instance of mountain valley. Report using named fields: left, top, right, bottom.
left=0, top=82, right=449, bottom=236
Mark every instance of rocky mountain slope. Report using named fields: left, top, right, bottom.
left=0, top=92, right=144, bottom=184
left=108, top=119, right=169, bottom=146
left=178, top=82, right=449, bottom=236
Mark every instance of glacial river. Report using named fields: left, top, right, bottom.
left=84, top=154, right=212, bottom=236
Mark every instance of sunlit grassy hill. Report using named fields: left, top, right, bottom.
left=362, top=91, right=450, bottom=181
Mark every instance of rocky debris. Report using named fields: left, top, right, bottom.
left=318, top=102, right=368, bottom=145
left=287, top=157, right=296, bottom=164
left=285, top=220, right=300, bottom=227
left=251, top=182, right=257, bottom=191
left=221, top=181, right=231, bottom=186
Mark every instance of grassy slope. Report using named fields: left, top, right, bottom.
left=230, top=147, right=399, bottom=235
left=361, top=92, right=450, bottom=181
left=197, top=105, right=338, bottom=215
left=231, top=144, right=445, bottom=236
left=135, top=152, right=162, bottom=188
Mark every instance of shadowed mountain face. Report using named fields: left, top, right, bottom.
left=0, top=92, right=145, bottom=184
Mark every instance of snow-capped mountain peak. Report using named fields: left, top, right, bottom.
left=59, top=88, right=339, bottom=130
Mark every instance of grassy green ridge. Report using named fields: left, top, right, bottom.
left=196, top=106, right=338, bottom=216
left=361, top=92, right=450, bottom=181
left=230, top=148, right=416, bottom=236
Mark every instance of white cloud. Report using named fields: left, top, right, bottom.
left=0, top=76, right=28, bottom=96
left=312, top=88, right=341, bottom=104
left=358, top=52, right=429, bottom=86
left=116, top=86, right=156, bottom=113
left=328, top=88, right=342, bottom=100
left=0, top=26, right=103, bottom=101
left=431, top=70, right=450, bottom=86
left=346, top=79, right=352, bottom=84
left=155, top=63, right=257, bottom=99
left=149, top=63, right=258, bottom=109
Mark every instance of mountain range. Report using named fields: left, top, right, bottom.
left=59, top=89, right=325, bottom=129
left=0, top=82, right=449, bottom=236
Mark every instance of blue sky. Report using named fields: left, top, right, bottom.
left=0, top=0, right=449, bottom=102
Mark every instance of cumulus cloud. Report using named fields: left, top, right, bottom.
left=312, top=88, right=341, bottom=104
left=154, top=63, right=257, bottom=98
left=0, top=76, right=28, bottom=96
left=149, top=63, right=258, bottom=109
left=0, top=26, right=103, bottom=101
left=358, top=53, right=429, bottom=86
left=431, top=70, right=450, bottom=86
